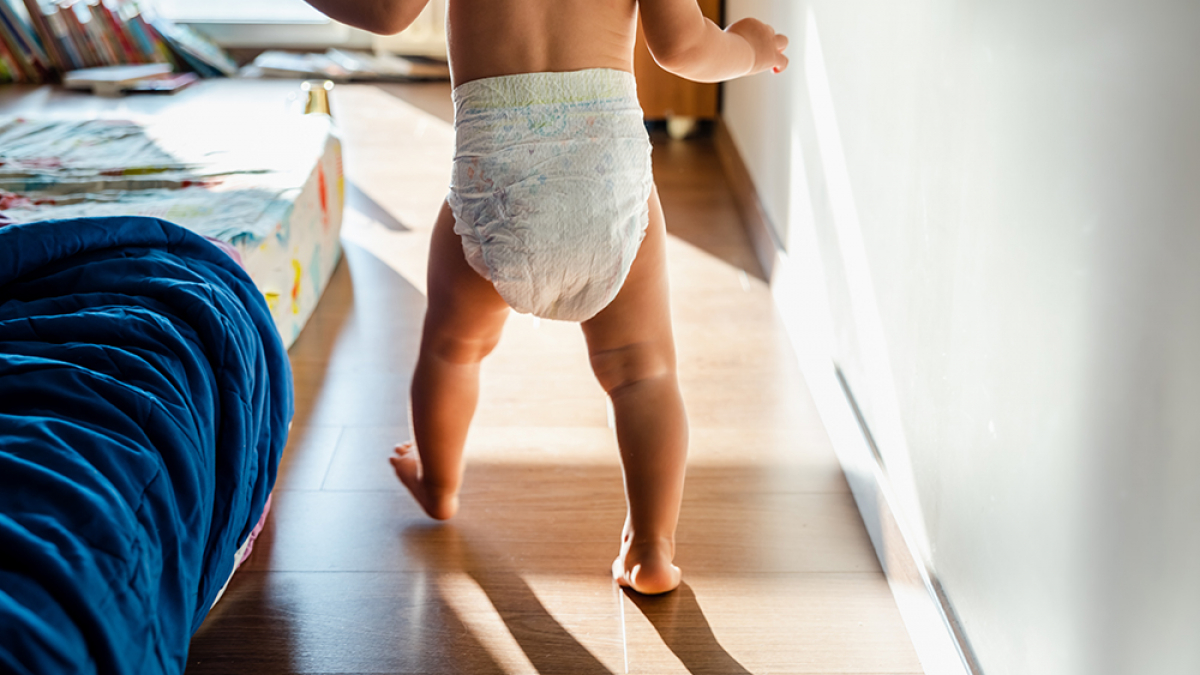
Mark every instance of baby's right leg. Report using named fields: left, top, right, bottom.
left=582, top=186, right=688, bottom=595
left=391, top=199, right=511, bottom=520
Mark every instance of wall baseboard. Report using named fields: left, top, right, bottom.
left=713, top=120, right=780, bottom=280
left=713, top=119, right=978, bottom=675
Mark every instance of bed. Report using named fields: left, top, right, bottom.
left=0, top=106, right=341, bottom=673
left=0, top=216, right=292, bottom=674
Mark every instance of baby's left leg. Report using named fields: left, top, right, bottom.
left=390, top=199, right=511, bottom=520
left=582, top=186, right=688, bottom=595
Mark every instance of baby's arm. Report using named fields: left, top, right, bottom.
left=301, top=0, right=429, bottom=35
left=639, top=0, right=788, bottom=82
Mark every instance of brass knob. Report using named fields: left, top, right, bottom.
left=301, top=80, right=335, bottom=117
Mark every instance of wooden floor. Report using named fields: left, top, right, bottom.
left=186, top=82, right=924, bottom=675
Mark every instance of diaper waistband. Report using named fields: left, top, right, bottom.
left=452, top=69, right=639, bottom=114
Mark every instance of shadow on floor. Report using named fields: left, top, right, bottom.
left=346, top=180, right=411, bottom=232
left=403, top=524, right=756, bottom=675
left=406, top=524, right=615, bottom=675
left=187, top=565, right=510, bottom=675
left=651, top=129, right=767, bottom=282
left=626, top=583, right=752, bottom=675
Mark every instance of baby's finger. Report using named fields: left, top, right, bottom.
left=775, top=33, right=789, bottom=52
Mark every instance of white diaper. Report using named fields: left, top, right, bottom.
left=448, top=69, right=653, bottom=322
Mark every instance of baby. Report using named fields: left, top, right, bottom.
left=304, top=0, right=787, bottom=595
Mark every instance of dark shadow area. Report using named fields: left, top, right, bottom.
left=186, top=567, right=508, bottom=675
left=346, top=180, right=411, bottom=232
left=186, top=572, right=299, bottom=675
left=284, top=239, right=425, bottom=429
left=275, top=253, right=349, bottom=433
left=626, top=582, right=753, bottom=675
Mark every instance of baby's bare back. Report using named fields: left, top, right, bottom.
left=447, top=0, right=639, bottom=86
left=304, top=0, right=786, bottom=87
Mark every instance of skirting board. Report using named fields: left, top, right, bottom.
left=713, top=120, right=978, bottom=675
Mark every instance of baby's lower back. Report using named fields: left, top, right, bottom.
left=447, top=0, right=640, bottom=86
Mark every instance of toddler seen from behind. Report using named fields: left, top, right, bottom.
left=303, top=0, right=788, bottom=595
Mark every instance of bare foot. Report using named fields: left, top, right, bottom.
left=389, top=443, right=459, bottom=520
left=612, top=528, right=682, bottom=595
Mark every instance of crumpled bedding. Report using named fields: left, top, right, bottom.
left=0, top=216, right=292, bottom=675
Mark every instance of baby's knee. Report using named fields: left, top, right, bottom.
left=589, top=341, right=675, bottom=395
left=423, top=330, right=502, bottom=365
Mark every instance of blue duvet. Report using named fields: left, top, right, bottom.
left=0, top=217, right=293, bottom=674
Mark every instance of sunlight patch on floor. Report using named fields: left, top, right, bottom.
left=435, top=571, right=542, bottom=675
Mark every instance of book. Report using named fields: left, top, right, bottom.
left=20, top=0, right=66, bottom=72
left=0, top=0, right=49, bottom=78
left=0, top=0, right=218, bottom=85
left=45, top=6, right=81, bottom=69
left=63, top=61, right=167, bottom=94
left=246, top=50, right=349, bottom=80
left=244, top=49, right=450, bottom=82
left=121, top=69, right=195, bottom=93
left=0, top=28, right=23, bottom=81
left=0, top=11, right=35, bottom=80
left=329, top=49, right=449, bottom=80
left=134, top=14, right=180, bottom=68
left=80, top=3, right=118, bottom=65
left=60, top=2, right=99, bottom=67
left=126, top=12, right=161, bottom=63
left=97, top=2, right=135, bottom=63
left=148, top=16, right=236, bottom=77
left=1, top=0, right=51, bottom=66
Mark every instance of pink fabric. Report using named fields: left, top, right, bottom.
left=203, top=236, right=244, bottom=268
left=237, top=493, right=272, bottom=567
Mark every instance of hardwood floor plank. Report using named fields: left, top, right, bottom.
left=275, top=425, right=343, bottom=492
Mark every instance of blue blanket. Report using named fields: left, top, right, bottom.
left=0, top=217, right=293, bottom=675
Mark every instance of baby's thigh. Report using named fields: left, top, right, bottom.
left=424, top=200, right=511, bottom=352
left=580, top=186, right=675, bottom=362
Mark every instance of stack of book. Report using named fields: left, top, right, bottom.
left=0, top=0, right=237, bottom=84
left=243, top=49, right=451, bottom=82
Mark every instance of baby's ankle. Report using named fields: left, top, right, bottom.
left=614, top=535, right=681, bottom=595
left=622, top=534, right=676, bottom=569
left=422, top=484, right=460, bottom=520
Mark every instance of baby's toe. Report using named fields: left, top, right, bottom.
left=390, top=447, right=421, bottom=485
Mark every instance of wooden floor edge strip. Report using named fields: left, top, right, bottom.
left=712, top=114, right=980, bottom=675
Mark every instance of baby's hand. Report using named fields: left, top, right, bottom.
left=727, top=18, right=789, bottom=76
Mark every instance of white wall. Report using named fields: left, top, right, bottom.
left=723, top=1, right=1200, bottom=673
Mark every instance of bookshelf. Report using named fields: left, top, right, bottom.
left=0, top=0, right=237, bottom=84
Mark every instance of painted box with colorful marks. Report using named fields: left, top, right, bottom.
left=0, top=114, right=344, bottom=348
